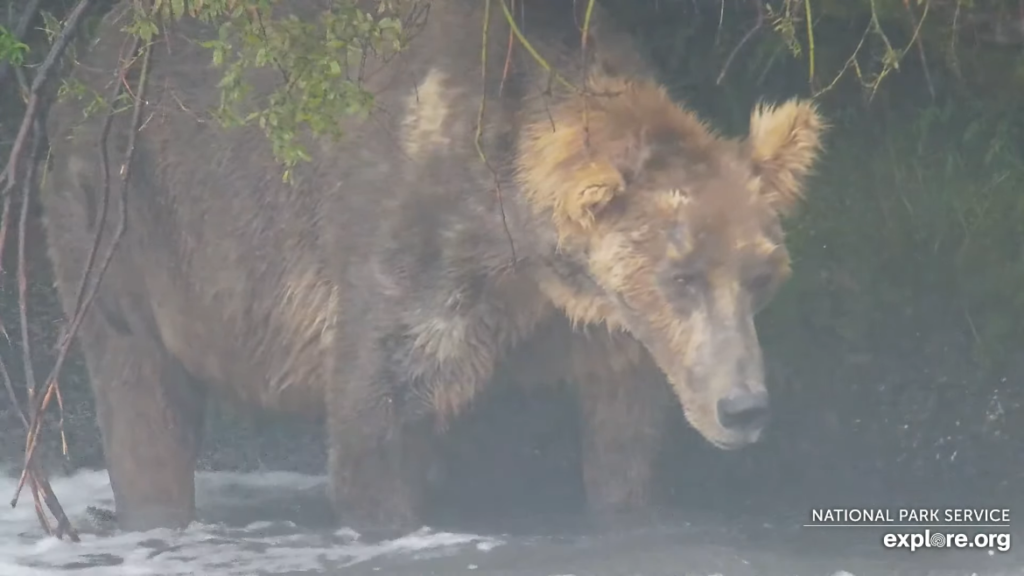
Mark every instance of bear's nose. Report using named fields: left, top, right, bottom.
left=716, top=390, right=770, bottom=434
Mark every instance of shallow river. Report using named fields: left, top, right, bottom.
left=1, top=469, right=1020, bottom=576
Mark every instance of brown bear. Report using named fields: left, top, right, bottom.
left=39, top=0, right=825, bottom=538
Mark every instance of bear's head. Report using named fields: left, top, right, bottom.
left=518, top=78, right=825, bottom=449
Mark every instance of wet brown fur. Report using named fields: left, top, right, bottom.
left=40, top=0, right=825, bottom=538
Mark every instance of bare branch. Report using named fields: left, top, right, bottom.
left=0, top=0, right=95, bottom=196
left=1, top=0, right=152, bottom=541
left=717, top=0, right=764, bottom=85
left=475, top=0, right=518, bottom=269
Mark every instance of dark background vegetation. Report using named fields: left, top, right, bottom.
left=2, top=0, right=1024, bottom=532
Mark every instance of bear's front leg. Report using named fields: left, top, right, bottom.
left=325, top=286, right=518, bottom=540
left=569, top=327, right=672, bottom=523
left=324, top=329, right=437, bottom=542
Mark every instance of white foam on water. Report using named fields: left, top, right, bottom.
left=0, top=468, right=504, bottom=575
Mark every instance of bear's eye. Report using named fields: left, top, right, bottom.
left=668, top=188, right=690, bottom=202
left=671, top=270, right=704, bottom=299
left=673, top=271, right=702, bottom=286
left=747, top=271, right=774, bottom=293
left=746, top=268, right=779, bottom=312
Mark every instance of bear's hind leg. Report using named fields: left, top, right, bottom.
left=78, top=313, right=207, bottom=532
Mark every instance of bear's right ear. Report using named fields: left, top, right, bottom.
left=552, top=160, right=627, bottom=232
left=549, top=125, right=657, bottom=231
left=518, top=106, right=664, bottom=240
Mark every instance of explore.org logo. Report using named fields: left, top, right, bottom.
left=881, top=529, right=1011, bottom=553
left=803, top=508, right=1013, bottom=554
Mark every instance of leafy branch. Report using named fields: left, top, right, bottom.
left=116, top=0, right=427, bottom=182
left=0, top=0, right=424, bottom=539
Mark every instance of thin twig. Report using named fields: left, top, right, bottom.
left=0, top=0, right=96, bottom=543
left=902, top=0, right=935, bottom=101
left=0, top=187, right=12, bottom=341
left=0, top=0, right=96, bottom=196
left=4, top=6, right=150, bottom=541
left=476, top=0, right=517, bottom=268
left=10, top=119, right=80, bottom=542
left=580, top=0, right=596, bottom=152
left=34, top=468, right=76, bottom=539
left=803, top=0, right=815, bottom=86
left=0, top=195, right=24, bottom=430
left=0, top=321, right=25, bottom=428
left=18, top=121, right=38, bottom=413
left=15, top=37, right=150, bottom=515
left=947, top=0, right=962, bottom=77
left=68, top=41, right=143, bottom=339
left=716, top=0, right=764, bottom=85
left=497, top=0, right=575, bottom=92
left=498, top=0, right=515, bottom=96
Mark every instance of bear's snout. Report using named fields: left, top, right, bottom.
left=715, top=389, right=770, bottom=440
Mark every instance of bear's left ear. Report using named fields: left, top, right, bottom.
left=745, top=99, right=826, bottom=214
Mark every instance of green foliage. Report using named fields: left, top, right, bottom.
left=771, top=93, right=1024, bottom=362
left=120, top=0, right=415, bottom=182
left=56, top=76, right=136, bottom=127
left=0, top=23, right=29, bottom=65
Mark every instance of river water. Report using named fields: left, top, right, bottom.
left=1, top=468, right=1020, bottom=576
